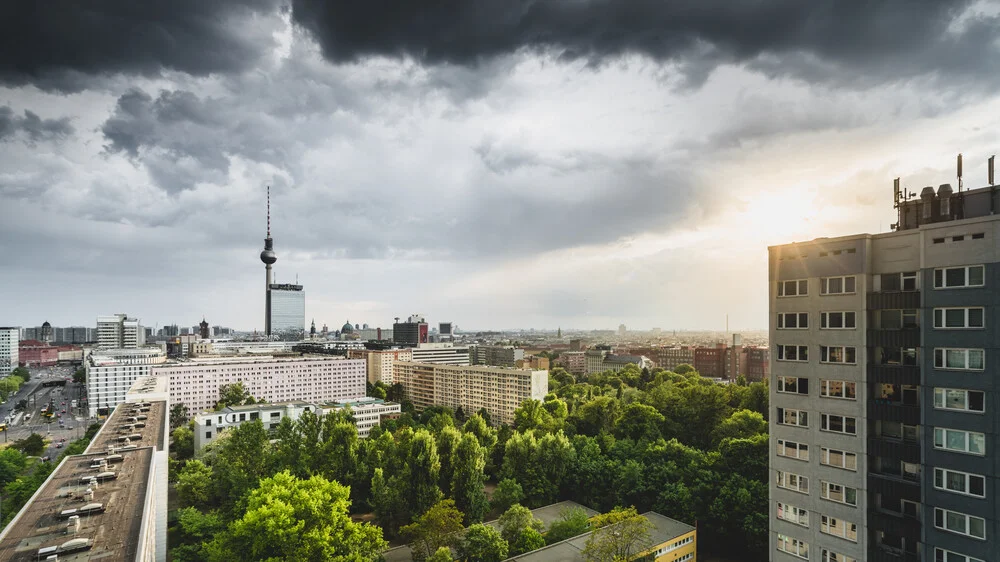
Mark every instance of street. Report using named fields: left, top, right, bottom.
left=1, top=365, right=91, bottom=460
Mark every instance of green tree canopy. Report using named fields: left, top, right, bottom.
left=498, top=504, right=544, bottom=546
left=176, top=459, right=213, bottom=507
left=451, top=433, right=489, bottom=524
left=712, top=409, right=768, bottom=445
left=582, top=507, right=653, bottom=562
left=11, top=433, right=44, bottom=456
left=401, top=499, right=465, bottom=562
left=172, top=425, right=195, bottom=460
left=214, top=382, right=257, bottom=411
left=491, top=478, right=524, bottom=513
left=457, top=524, right=508, bottom=562
left=426, top=547, right=453, bottom=562
left=545, top=506, right=591, bottom=545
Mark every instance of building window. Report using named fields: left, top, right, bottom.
left=935, top=548, right=985, bottom=562
left=776, top=471, right=809, bottom=494
left=933, top=427, right=986, bottom=455
left=777, top=312, right=809, bottom=329
left=205, top=419, right=212, bottom=427
left=934, top=508, right=986, bottom=540
left=820, top=346, right=857, bottom=364
left=776, top=377, right=809, bottom=395
left=777, top=279, right=809, bottom=297
left=933, top=307, right=985, bottom=329
left=820, top=447, right=857, bottom=471
left=820, top=311, right=856, bottom=329
left=934, top=265, right=985, bottom=289
left=820, top=515, right=857, bottom=542
left=776, top=534, right=809, bottom=559
left=205, top=431, right=212, bottom=439
left=901, top=271, right=918, bottom=291
left=776, top=407, right=808, bottom=428
left=934, top=468, right=986, bottom=498
left=820, top=276, right=856, bottom=295
left=820, top=380, right=856, bottom=400
left=933, top=388, right=985, bottom=412
left=822, top=549, right=857, bottom=562
left=934, top=348, right=985, bottom=371
left=821, top=413, right=858, bottom=436
left=777, top=439, right=809, bottom=461
left=776, top=502, right=809, bottom=527
left=776, top=345, right=809, bottom=362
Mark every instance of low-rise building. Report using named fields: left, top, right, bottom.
left=18, top=339, right=59, bottom=367
left=555, top=351, right=586, bottom=375
left=602, top=354, right=653, bottom=373
left=658, top=346, right=695, bottom=372
left=693, top=344, right=727, bottom=378
left=743, top=346, right=769, bottom=381
left=516, top=356, right=550, bottom=370
left=393, top=362, right=547, bottom=425
left=584, top=347, right=611, bottom=374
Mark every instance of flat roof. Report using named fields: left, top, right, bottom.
left=0, top=447, right=154, bottom=562
left=154, top=354, right=361, bottom=367
left=87, top=400, right=167, bottom=454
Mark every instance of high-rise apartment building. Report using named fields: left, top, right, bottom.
left=0, top=327, right=18, bottom=374
left=410, top=343, right=471, bottom=366
left=96, top=314, right=144, bottom=349
left=347, top=347, right=413, bottom=384
left=85, top=347, right=167, bottom=416
left=769, top=178, right=999, bottom=562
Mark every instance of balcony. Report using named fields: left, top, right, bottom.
left=868, top=291, right=921, bottom=310
left=869, top=546, right=920, bottom=562
left=867, top=328, right=920, bottom=348
left=867, top=401, right=921, bottom=425
left=867, top=437, right=920, bottom=463
left=867, top=364, right=921, bottom=386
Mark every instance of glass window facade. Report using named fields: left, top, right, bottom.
left=269, top=287, right=305, bottom=334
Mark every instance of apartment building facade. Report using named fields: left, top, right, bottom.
left=85, top=348, right=167, bottom=417
left=0, top=327, right=18, bottom=375
left=347, top=347, right=413, bottom=384
left=96, top=314, right=144, bottom=349
left=393, top=362, right=547, bottom=425
left=556, top=351, right=586, bottom=375
left=410, top=343, right=470, bottom=366
left=769, top=181, right=1000, bottom=562
left=470, top=345, right=525, bottom=367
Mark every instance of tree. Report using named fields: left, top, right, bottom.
left=613, top=403, right=665, bottom=442
left=171, top=508, right=225, bottom=562
left=514, top=400, right=555, bottom=432
left=214, top=382, right=256, bottom=410
left=170, top=404, right=190, bottom=430
left=401, top=499, right=465, bottom=562
left=73, top=367, right=86, bottom=384
left=498, top=504, right=543, bottom=546
left=582, top=508, right=653, bottom=562
left=11, top=433, right=45, bottom=456
left=491, top=478, right=524, bottom=513
left=176, top=459, right=213, bottom=507
left=672, top=364, right=695, bottom=375
left=427, top=547, right=453, bottom=562
left=205, top=420, right=273, bottom=516
left=11, top=366, right=29, bottom=382
left=712, top=409, right=767, bottom=445
left=437, top=426, right=461, bottom=492
left=545, top=506, right=591, bottom=545
left=172, top=426, right=195, bottom=460
left=475, top=408, right=493, bottom=427
left=205, top=470, right=386, bottom=562
left=511, top=527, right=546, bottom=556
left=457, top=524, right=508, bottom=562
left=450, top=433, right=489, bottom=524
left=407, top=429, right=444, bottom=518
left=0, top=448, right=27, bottom=488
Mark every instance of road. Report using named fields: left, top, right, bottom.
left=1, top=364, right=92, bottom=460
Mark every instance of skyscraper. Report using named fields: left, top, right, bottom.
left=260, top=186, right=278, bottom=336
left=96, top=314, right=144, bottom=349
left=769, top=177, right=998, bottom=562
left=269, top=283, right=305, bottom=335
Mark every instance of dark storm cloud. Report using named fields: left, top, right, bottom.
left=0, top=106, right=74, bottom=143
left=293, top=0, right=998, bottom=86
left=0, top=0, right=282, bottom=91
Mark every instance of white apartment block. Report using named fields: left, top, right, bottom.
left=192, top=397, right=401, bottom=451
left=85, top=348, right=167, bottom=417
left=393, top=361, right=548, bottom=425
left=96, top=314, right=144, bottom=349
left=156, top=355, right=366, bottom=415
left=347, top=348, right=413, bottom=384
left=0, top=327, right=19, bottom=375
left=410, top=343, right=471, bottom=366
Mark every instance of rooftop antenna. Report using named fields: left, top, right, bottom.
left=267, top=185, right=271, bottom=237
left=989, top=155, right=995, bottom=186
left=957, top=153, right=963, bottom=192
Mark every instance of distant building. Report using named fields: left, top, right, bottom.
left=470, top=345, right=525, bottom=367
left=556, top=351, right=586, bottom=375
left=199, top=319, right=210, bottom=339
left=618, top=324, right=627, bottom=337
left=602, top=354, right=653, bottom=373
left=85, top=347, right=167, bottom=417
left=346, top=347, right=413, bottom=384
left=269, top=284, right=305, bottom=336
left=743, top=346, right=769, bottom=381
left=18, top=340, right=59, bottom=367
left=694, top=344, right=727, bottom=378
left=659, top=346, right=695, bottom=372
left=584, top=347, right=611, bottom=374
left=410, top=343, right=470, bottom=366
left=394, top=362, right=548, bottom=425
left=0, top=327, right=18, bottom=374
left=569, top=339, right=583, bottom=351
left=40, top=321, right=53, bottom=343
left=96, top=314, right=144, bottom=349
left=516, top=356, right=550, bottom=370
left=393, top=314, right=428, bottom=347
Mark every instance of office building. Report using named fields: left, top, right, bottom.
left=694, top=344, right=728, bottom=379
left=268, top=283, right=305, bottom=335
left=659, top=346, right=696, bottom=372
left=393, top=362, right=548, bottom=425
left=556, top=351, right=586, bottom=375
left=471, top=345, right=525, bottom=367
left=192, top=397, right=401, bottom=451
left=393, top=314, right=429, bottom=347
left=29, top=325, right=97, bottom=344
left=516, top=356, right=550, bottom=370
left=85, top=348, right=167, bottom=417
left=769, top=177, right=1000, bottom=562
left=157, top=355, right=366, bottom=415
left=347, top=347, right=413, bottom=384
left=96, top=314, right=145, bottom=349
left=585, top=346, right=612, bottom=374
left=0, top=327, right=18, bottom=375
left=410, top=342, right=471, bottom=365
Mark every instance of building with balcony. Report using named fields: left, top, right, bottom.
left=346, top=347, right=413, bottom=384
left=470, top=345, right=525, bottom=367
left=769, top=179, right=1000, bottom=562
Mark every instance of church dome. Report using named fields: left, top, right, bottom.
left=341, top=321, right=354, bottom=333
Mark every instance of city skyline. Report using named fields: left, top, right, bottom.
left=3, top=2, right=1000, bottom=331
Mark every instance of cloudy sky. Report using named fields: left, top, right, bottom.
left=2, top=1, right=1000, bottom=332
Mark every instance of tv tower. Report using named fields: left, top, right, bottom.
left=259, top=186, right=278, bottom=336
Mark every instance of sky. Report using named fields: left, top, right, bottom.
left=2, top=1, right=1000, bottom=332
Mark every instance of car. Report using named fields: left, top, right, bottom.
left=56, top=442, right=63, bottom=448
left=40, top=456, right=50, bottom=462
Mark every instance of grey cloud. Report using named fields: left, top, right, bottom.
left=0, top=106, right=74, bottom=143
left=0, top=0, right=282, bottom=91
left=292, top=0, right=998, bottom=88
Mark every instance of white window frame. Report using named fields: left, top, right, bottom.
left=935, top=547, right=985, bottom=562
left=776, top=502, right=809, bottom=527
left=820, top=276, right=856, bottom=295
left=777, top=376, right=809, bottom=395
left=901, top=271, right=918, bottom=291
left=820, top=515, right=858, bottom=542
left=933, top=388, right=985, bottom=413
left=820, top=413, right=857, bottom=435
left=820, top=448, right=857, bottom=471
left=934, top=265, right=985, bottom=289
left=776, top=344, right=809, bottom=362
left=933, top=427, right=986, bottom=456
left=777, top=279, right=809, bottom=298
left=933, top=307, right=985, bottom=329
left=777, top=439, right=809, bottom=461
left=934, top=507, right=986, bottom=540
left=934, top=467, right=986, bottom=498
left=776, top=534, right=809, bottom=559
left=820, top=481, right=857, bottom=507
left=776, top=407, right=808, bottom=428
left=820, top=311, right=857, bottom=329
left=777, top=312, right=809, bottom=330
left=933, top=348, right=985, bottom=371
left=820, top=346, right=857, bottom=364
left=776, top=471, right=809, bottom=494
left=819, top=380, right=856, bottom=400
left=822, top=549, right=857, bottom=562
